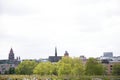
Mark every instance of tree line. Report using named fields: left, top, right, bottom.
left=8, top=57, right=120, bottom=76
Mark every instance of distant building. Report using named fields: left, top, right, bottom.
left=103, top=52, right=113, bottom=57
left=80, top=55, right=87, bottom=64
left=64, top=51, right=69, bottom=57
left=102, top=60, right=120, bottom=75
left=0, top=48, right=21, bottom=74
left=100, top=52, right=114, bottom=61
left=99, top=52, right=120, bottom=75
left=80, top=55, right=87, bottom=61
left=38, top=58, right=49, bottom=62
left=22, top=58, right=49, bottom=63
left=48, top=47, right=62, bottom=62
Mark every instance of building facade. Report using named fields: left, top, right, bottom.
left=48, top=47, right=62, bottom=62
left=100, top=52, right=120, bottom=75
left=0, top=48, right=20, bottom=74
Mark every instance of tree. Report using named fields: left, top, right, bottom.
left=71, top=58, right=84, bottom=76
left=57, top=63, right=72, bottom=76
left=15, top=60, right=37, bottom=75
left=85, top=58, right=104, bottom=75
left=51, top=63, right=58, bottom=75
left=9, top=67, right=15, bottom=74
left=57, top=57, right=84, bottom=76
left=58, top=57, right=73, bottom=64
left=112, top=63, right=120, bottom=75
left=33, top=62, right=54, bottom=75
left=57, top=57, right=73, bottom=76
left=33, top=57, right=84, bottom=76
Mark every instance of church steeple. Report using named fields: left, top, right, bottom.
left=8, top=48, right=14, bottom=60
left=55, top=47, right=57, bottom=57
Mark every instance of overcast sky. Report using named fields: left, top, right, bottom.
left=0, top=0, right=120, bottom=59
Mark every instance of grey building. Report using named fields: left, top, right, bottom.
left=0, top=48, right=20, bottom=74
left=48, top=47, right=62, bottom=62
left=103, top=52, right=113, bottom=57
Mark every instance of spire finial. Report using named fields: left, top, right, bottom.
left=9, top=48, right=14, bottom=60
left=10, top=48, right=13, bottom=53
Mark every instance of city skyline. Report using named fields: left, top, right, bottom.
left=0, top=47, right=119, bottom=60
left=1, top=0, right=120, bottom=59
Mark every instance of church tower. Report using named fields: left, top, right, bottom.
left=55, top=47, right=57, bottom=57
left=8, top=48, right=14, bottom=61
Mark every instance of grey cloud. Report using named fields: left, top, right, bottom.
left=79, top=26, right=103, bottom=32
left=0, top=0, right=39, bottom=16
left=72, top=0, right=120, bottom=32
left=73, top=16, right=104, bottom=32
left=76, top=0, right=106, bottom=4
left=0, top=0, right=3, bottom=15
left=106, top=1, right=120, bottom=17
left=107, top=9, right=120, bottom=17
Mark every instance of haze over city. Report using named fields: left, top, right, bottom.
left=0, top=0, right=120, bottom=59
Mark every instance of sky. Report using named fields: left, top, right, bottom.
left=0, top=0, right=120, bottom=59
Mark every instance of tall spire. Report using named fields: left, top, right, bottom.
left=9, top=48, right=14, bottom=60
left=10, top=48, right=13, bottom=54
left=55, top=47, right=57, bottom=57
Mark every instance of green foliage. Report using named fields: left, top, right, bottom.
left=33, top=62, right=54, bottom=75
left=85, top=58, right=104, bottom=75
left=15, top=57, right=107, bottom=76
left=4, top=67, right=15, bottom=74
left=57, top=57, right=84, bottom=76
left=52, top=63, right=58, bottom=75
left=4, top=70, right=9, bottom=74
left=9, top=67, right=15, bottom=74
left=15, top=60, right=37, bottom=75
left=58, top=57, right=73, bottom=64
left=112, top=63, right=120, bottom=75
left=57, top=62, right=72, bottom=75
left=1, top=75, right=120, bottom=80
left=71, top=58, right=84, bottom=76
